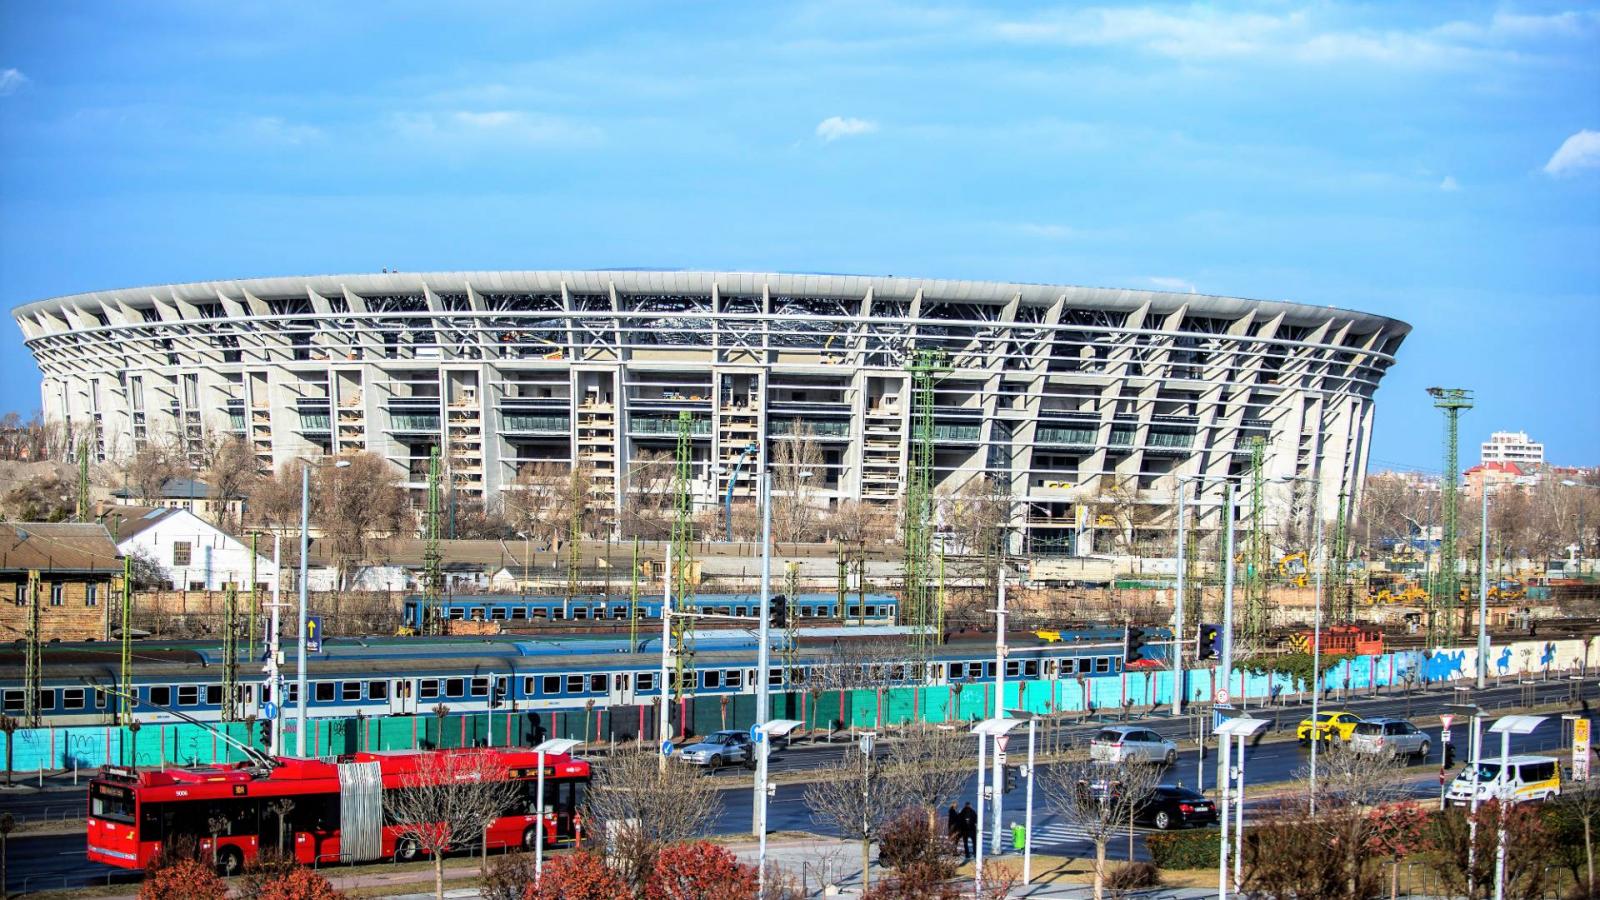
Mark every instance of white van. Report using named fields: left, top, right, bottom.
left=1443, top=755, right=1562, bottom=807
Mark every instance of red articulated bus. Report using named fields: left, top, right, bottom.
left=86, top=748, right=590, bottom=874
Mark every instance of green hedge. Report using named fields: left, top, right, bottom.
left=1147, top=829, right=1222, bottom=869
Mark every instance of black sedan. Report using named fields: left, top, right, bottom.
left=1134, top=785, right=1218, bottom=830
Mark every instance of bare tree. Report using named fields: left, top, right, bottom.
left=316, top=452, right=409, bottom=588
left=580, top=748, right=722, bottom=893
left=506, top=461, right=594, bottom=546
left=618, top=450, right=674, bottom=541
left=772, top=420, right=823, bottom=543
left=447, top=495, right=517, bottom=540
left=1088, top=477, right=1161, bottom=556
left=1558, top=775, right=1600, bottom=897
left=248, top=462, right=305, bottom=535
left=127, top=443, right=183, bottom=503
left=944, top=474, right=1013, bottom=560
left=200, top=435, right=258, bottom=531
left=386, top=749, right=521, bottom=900
left=1039, top=758, right=1161, bottom=900
left=805, top=745, right=895, bottom=891
left=881, top=724, right=971, bottom=832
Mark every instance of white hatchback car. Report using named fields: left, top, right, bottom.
left=1089, top=726, right=1178, bottom=766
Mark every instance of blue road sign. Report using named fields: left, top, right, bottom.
left=750, top=725, right=765, bottom=744
left=306, top=616, right=323, bottom=653
left=263, top=701, right=278, bottom=720
left=660, top=740, right=674, bottom=756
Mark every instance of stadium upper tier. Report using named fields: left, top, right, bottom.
left=14, top=271, right=1409, bottom=554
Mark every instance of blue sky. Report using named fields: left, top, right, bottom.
left=1, top=1, right=1596, bottom=470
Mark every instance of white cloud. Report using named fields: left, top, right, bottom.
left=1439, top=175, right=1460, bottom=191
left=1146, top=276, right=1197, bottom=294
left=238, top=116, right=321, bottom=145
left=1543, top=130, right=1600, bottom=177
left=815, top=116, right=877, bottom=142
left=0, top=68, right=29, bottom=96
left=392, top=110, right=601, bottom=147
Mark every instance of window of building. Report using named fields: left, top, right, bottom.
left=48, top=583, right=63, bottom=606
left=172, top=542, right=192, bottom=567
left=12, top=584, right=22, bottom=606
left=85, top=583, right=98, bottom=606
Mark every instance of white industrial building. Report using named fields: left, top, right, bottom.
left=112, top=507, right=278, bottom=593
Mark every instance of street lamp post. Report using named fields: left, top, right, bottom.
left=991, top=570, right=1008, bottom=856
left=1478, top=485, right=1492, bottom=689
left=1005, top=709, right=1040, bottom=886
left=531, top=738, right=580, bottom=880
left=724, top=443, right=759, bottom=542
left=1488, top=716, right=1548, bottom=900
left=295, top=457, right=349, bottom=758
left=1173, top=484, right=1187, bottom=717
left=1308, top=508, right=1325, bottom=815
left=1214, top=715, right=1268, bottom=897
left=971, top=717, right=1022, bottom=899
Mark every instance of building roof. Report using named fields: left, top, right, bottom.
left=111, top=477, right=223, bottom=501
left=108, top=506, right=277, bottom=561
left=0, top=522, right=121, bottom=573
left=1466, top=462, right=1526, bottom=477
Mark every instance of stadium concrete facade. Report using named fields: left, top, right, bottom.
left=13, top=271, right=1409, bottom=555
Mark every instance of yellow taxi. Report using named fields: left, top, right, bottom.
left=1297, top=711, right=1363, bottom=744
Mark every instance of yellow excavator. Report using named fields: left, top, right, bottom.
left=1367, top=573, right=1428, bottom=605
left=1277, top=552, right=1309, bottom=588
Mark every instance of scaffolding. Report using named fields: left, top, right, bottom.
left=904, top=349, right=950, bottom=666
left=1427, top=387, right=1473, bottom=646
left=421, top=444, right=444, bottom=635
left=670, top=411, right=696, bottom=703
left=23, top=569, right=41, bottom=727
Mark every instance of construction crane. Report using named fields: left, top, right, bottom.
left=1426, top=387, right=1473, bottom=646
left=670, top=411, right=697, bottom=707
left=422, top=445, right=444, bottom=635
left=904, top=348, right=950, bottom=667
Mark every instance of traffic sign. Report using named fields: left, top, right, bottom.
left=262, top=701, right=278, bottom=721
left=750, top=725, right=765, bottom=744
left=1574, top=718, right=1591, bottom=782
left=1215, top=689, right=1230, bottom=705
left=1440, top=714, right=1454, bottom=733
left=306, top=616, right=323, bottom=653
left=996, top=736, right=1010, bottom=752
left=660, top=740, right=674, bottom=756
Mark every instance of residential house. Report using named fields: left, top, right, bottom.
left=0, top=522, right=123, bottom=641
left=111, top=477, right=245, bottom=526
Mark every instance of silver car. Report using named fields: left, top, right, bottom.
left=677, top=730, right=754, bottom=769
left=1089, top=726, right=1178, bottom=766
left=1349, top=718, right=1431, bottom=759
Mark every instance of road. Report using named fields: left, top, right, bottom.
left=4, top=676, right=1590, bottom=893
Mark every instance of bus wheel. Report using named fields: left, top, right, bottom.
left=396, top=837, right=421, bottom=861
left=216, top=847, right=244, bottom=877
left=522, top=826, right=540, bottom=851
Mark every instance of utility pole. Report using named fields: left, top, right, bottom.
left=23, top=570, right=41, bottom=728
left=1173, top=483, right=1187, bottom=716
left=754, top=469, right=772, bottom=853
left=1427, top=387, right=1473, bottom=647
left=1242, top=436, right=1269, bottom=648
left=670, top=412, right=696, bottom=720
left=567, top=465, right=583, bottom=600
left=267, top=533, right=284, bottom=754
left=423, top=445, right=443, bottom=635
left=221, top=585, right=239, bottom=722
left=296, top=466, right=310, bottom=756
left=76, top=440, right=90, bottom=522
left=119, top=554, right=133, bottom=725
left=904, top=349, right=950, bottom=670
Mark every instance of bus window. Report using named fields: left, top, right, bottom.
left=90, top=783, right=135, bottom=823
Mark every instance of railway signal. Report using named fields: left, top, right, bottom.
left=1124, top=627, right=1147, bottom=663
left=1198, top=624, right=1220, bottom=660
left=771, top=595, right=788, bottom=629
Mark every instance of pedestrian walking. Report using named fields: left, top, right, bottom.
left=958, top=802, right=978, bottom=857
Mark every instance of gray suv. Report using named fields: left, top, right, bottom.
left=1349, top=718, right=1430, bottom=759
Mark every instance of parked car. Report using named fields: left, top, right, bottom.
left=1349, top=718, right=1431, bottom=759
left=1089, top=726, right=1178, bottom=766
left=1297, top=711, right=1363, bottom=744
left=1135, top=785, right=1219, bottom=830
left=678, top=730, right=754, bottom=769
left=1444, top=755, right=1562, bottom=806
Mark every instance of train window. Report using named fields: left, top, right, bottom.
left=573, top=606, right=589, bottom=620
left=614, top=673, right=629, bottom=690
left=368, top=681, right=388, bottom=701
left=637, top=673, right=656, bottom=692
left=703, top=670, right=722, bottom=689
left=1005, top=661, right=1020, bottom=678
left=510, top=607, right=527, bottom=620
left=315, top=683, right=334, bottom=703
left=847, top=606, right=862, bottom=617
left=178, top=686, right=200, bottom=706
left=4, top=689, right=25, bottom=711
left=448, top=608, right=466, bottom=620
left=342, top=683, right=361, bottom=701
left=1094, top=657, right=1110, bottom=673
left=149, top=686, right=171, bottom=707
left=589, top=674, right=606, bottom=693
left=37, top=690, right=55, bottom=710
left=470, top=677, right=489, bottom=697
left=635, top=606, right=649, bottom=619
left=890, top=665, right=905, bottom=681
left=94, top=687, right=108, bottom=708
left=205, top=686, right=221, bottom=706
left=543, top=676, right=561, bottom=696
left=553, top=607, right=567, bottom=621
left=1023, top=660, right=1040, bottom=678
left=61, top=688, right=85, bottom=710
left=948, top=662, right=965, bottom=679
left=565, top=675, right=583, bottom=694
left=864, top=605, right=878, bottom=617
left=769, top=668, right=783, bottom=687
left=445, top=678, right=465, bottom=698
left=522, top=676, right=535, bottom=695
left=419, top=679, right=440, bottom=700
left=489, top=607, right=508, bottom=621
left=725, top=670, right=742, bottom=688
left=532, top=607, right=548, bottom=620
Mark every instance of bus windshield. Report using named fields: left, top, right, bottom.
left=90, top=783, right=136, bottom=824
left=1473, top=763, right=1503, bottom=783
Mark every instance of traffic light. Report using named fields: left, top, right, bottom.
left=1003, top=765, right=1019, bottom=794
left=1444, top=742, right=1456, bottom=768
left=1124, top=627, right=1147, bottom=664
left=258, top=719, right=272, bottom=751
left=771, top=595, right=788, bottom=629
left=1197, top=624, right=1220, bottom=660
left=490, top=677, right=508, bottom=709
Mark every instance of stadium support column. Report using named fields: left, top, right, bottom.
left=1426, top=387, right=1473, bottom=647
